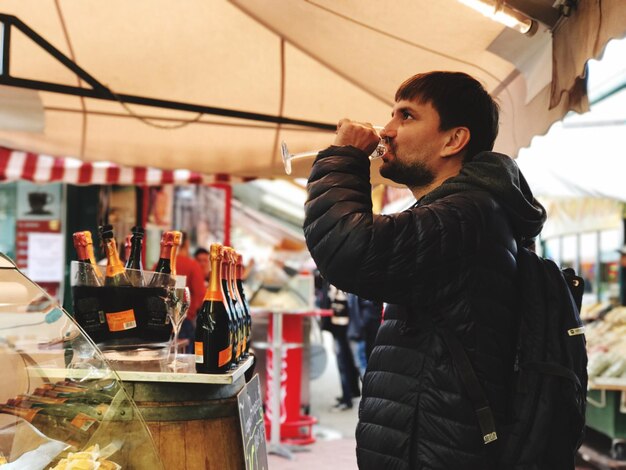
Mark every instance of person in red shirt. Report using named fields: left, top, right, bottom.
left=193, top=247, right=210, bottom=289
left=175, top=232, right=206, bottom=321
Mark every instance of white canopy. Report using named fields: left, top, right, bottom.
left=517, top=37, right=626, bottom=202
left=0, top=1, right=625, bottom=184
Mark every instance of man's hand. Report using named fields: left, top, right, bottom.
left=333, top=119, right=380, bottom=156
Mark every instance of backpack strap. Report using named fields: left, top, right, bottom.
left=522, top=361, right=582, bottom=388
left=440, top=327, right=498, bottom=445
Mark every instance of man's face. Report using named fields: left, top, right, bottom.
left=195, top=253, right=210, bottom=278
left=380, top=98, right=449, bottom=188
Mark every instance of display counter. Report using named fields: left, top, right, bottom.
left=0, top=253, right=258, bottom=469
left=588, top=379, right=626, bottom=439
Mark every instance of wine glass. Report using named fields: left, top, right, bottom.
left=166, top=286, right=191, bottom=371
left=281, top=125, right=386, bottom=175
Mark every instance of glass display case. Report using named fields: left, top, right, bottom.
left=0, top=252, right=163, bottom=469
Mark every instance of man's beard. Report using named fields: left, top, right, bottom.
left=379, top=157, right=435, bottom=188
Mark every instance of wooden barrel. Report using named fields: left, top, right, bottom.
left=123, top=377, right=246, bottom=469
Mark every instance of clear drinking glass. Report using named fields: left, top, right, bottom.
left=281, top=125, right=386, bottom=175
left=165, top=286, right=191, bottom=371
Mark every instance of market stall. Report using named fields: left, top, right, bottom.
left=0, top=250, right=263, bottom=469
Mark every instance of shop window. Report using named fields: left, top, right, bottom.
left=580, top=232, right=598, bottom=298
left=543, top=238, right=561, bottom=265
left=599, top=229, right=621, bottom=302
left=561, top=235, right=577, bottom=271
left=0, top=183, right=17, bottom=260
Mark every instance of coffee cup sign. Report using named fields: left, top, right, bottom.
left=27, top=191, right=54, bottom=214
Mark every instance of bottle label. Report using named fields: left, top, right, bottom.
left=218, top=345, right=232, bottom=367
left=195, top=342, right=204, bottom=363
left=70, top=412, right=97, bottom=432
left=105, top=309, right=137, bottom=332
left=74, top=297, right=107, bottom=334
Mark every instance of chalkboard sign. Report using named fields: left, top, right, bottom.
left=237, top=374, right=268, bottom=470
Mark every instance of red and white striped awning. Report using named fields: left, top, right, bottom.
left=0, top=147, right=248, bottom=185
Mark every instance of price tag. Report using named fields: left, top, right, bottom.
left=105, top=309, right=137, bottom=332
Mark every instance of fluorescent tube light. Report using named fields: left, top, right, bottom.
left=458, top=0, right=537, bottom=35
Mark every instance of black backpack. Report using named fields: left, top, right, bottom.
left=441, top=247, right=588, bottom=469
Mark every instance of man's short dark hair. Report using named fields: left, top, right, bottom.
left=395, top=71, right=500, bottom=161
left=194, top=247, right=209, bottom=257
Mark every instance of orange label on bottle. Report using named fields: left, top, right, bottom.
left=218, top=345, right=232, bottom=367
left=194, top=342, right=204, bottom=363
left=70, top=412, right=97, bottom=431
left=105, top=309, right=137, bottom=332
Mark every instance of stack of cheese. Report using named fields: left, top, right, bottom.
left=49, top=444, right=121, bottom=470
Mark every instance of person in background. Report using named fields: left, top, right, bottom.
left=346, top=294, right=383, bottom=376
left=303, top=71, right=546, bottom=468
left=315, top=276, right=361, bottom=412
left=194, top=247, right=210, bottom=288
left=172, top=232, right=206, bottom=353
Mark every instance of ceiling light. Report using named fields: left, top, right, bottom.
left=458, top=0, right=537, bottom=35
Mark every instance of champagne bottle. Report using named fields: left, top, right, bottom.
left=195, top=243, right=233, bottom=373
left=72, top=231, right=103, bottom=287
left=125, top=226, right=145, bottom=287
left=85, top=231, right=105, bottom=284
left=221, top=247, right=240, bottom=366
left=99, top=226, right=133, bottom=287
left=98, top=225, right=137, bottom=335
left=170, top=230, right=183, bottom=278
left=150, top=231, right=176, bottom=287
left=226, top=248, right=245, bottom=362
left=235, top=253, right=252, bottom=357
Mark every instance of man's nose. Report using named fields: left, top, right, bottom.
left=380, top=124, right=396, bottom=140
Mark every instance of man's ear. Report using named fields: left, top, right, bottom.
left=441, top=127, right=470, bottom=157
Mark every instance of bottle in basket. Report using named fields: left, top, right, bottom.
left=150, top=231, right=178, bottom=287
left=99, top=225, right=132, bottom=287
left=72, top=231, right=102, bottom=287
left=195, top=243, right=233, bottom=373
left=125, top=226, right=145, bottom=287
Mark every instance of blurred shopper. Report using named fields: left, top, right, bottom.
left=325, top=282, right=361, bottom=411
left=315, top=274, right=361, bottom=410
left=346, top=294, right=382, bottom=376
left=194, top=247, right=210, bottom=288
left=304, top=72, right=547, bottom=468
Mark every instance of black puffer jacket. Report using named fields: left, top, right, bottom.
left=304, top=146, right=546, bottom=470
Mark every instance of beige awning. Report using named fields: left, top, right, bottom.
left=0, top=1, right=624, bottom=185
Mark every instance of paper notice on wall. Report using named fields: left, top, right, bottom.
left=26, top=232, right=64, bottom=282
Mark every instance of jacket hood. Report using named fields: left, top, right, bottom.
left=420, top=151, right=546, bottom=246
